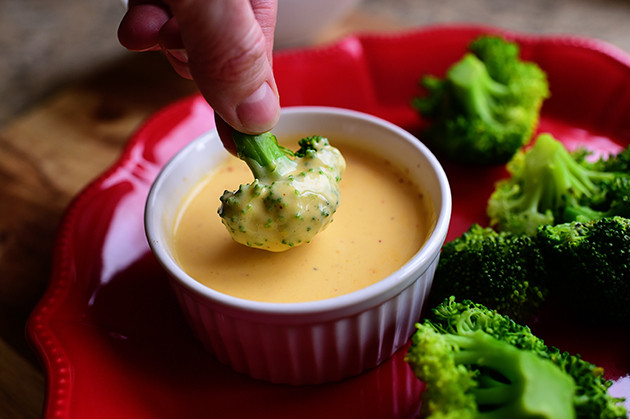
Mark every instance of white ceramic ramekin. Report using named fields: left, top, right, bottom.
left=144, top=106, right=451, bottom=385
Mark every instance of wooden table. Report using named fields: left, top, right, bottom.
left=0, top=13, right=403, bottom=419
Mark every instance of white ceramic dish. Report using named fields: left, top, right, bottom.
left=144, top=106, right=451, bottom=385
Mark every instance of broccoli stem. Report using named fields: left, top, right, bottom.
left=473, top=384, right=514, bottom=407
left=447, top=53, right=509, bottom=124
left=528, top=134, right=601, bottom=201
left=232, top=131, right=297, bottom=181
left=446, top=331, right=576, bottom=419
left=519, top=134, right=615, bottom=217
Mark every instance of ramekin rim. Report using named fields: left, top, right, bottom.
left=145, top=105, right=452, bottom=318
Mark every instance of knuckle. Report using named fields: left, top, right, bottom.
left=212, top=32, right=267, bottom=83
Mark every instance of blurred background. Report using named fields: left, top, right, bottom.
left=1, top=0, right=630, bottom=418
left=2, top=0, right=630, bottom=128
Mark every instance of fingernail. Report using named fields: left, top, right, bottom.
left=236, top=82, right=280, bottom=133
left=166, top=48, right=188, bottom=64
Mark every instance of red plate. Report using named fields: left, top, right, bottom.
left=28, top=25, right=630, bottom=418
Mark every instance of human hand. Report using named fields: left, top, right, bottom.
left=118, top=0, right=280, bottom=154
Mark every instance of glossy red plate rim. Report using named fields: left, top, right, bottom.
left=26, top=24, right=630, bottom=418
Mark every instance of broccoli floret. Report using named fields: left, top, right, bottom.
left=218, top=132, right=345, bottom=251
left=486, top=133, right=623, bottom=235
left=407, top=327, right=575, bottom=419
left=407, top=299, right=576, bottom=419
left=428, top=224, right=548, bottom=323
left=563, top=146, right=630, bottom=221
left=592, top=146, right=630, bottom=173
left=433, top=215, right=630, bottom=325
left=537, top=216, right=630, bottom=324
left=406, top=298, right=628, bottom=419
left=413, top=35, right=549, bottom=165
left=562, top=175, right=630, bottom=222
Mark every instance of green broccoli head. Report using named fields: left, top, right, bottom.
left=406, top=301, right=576, bottom=418
left=413, top=35, right=549, bottom=165
left=487, top=133, right=619, bottom=235
left=405, top=325, right=478, bottom=419
left=468, top=35, right=546, bottom=90
left=428, top=223, right=548, bottom=323
left=467, top=33, right=521, bottom=79
left=428, top=297, right=549, bottom=356
left=407, top=298, right=628, bottom=419
left=564, top=146, right=630, bottom=221
left=561, top=176, right=630, bottom=225
left=536, top=216, right=630, bottom=324
left=591, top=146, right=630, bottom=173
left=218, top=132, right=345, bottom=251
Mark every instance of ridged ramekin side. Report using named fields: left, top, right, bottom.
left=168, top=255, right=439, bottom=385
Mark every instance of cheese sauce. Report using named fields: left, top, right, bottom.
left=172, top=143, right=435, bottom=303
left=218, top=136, right=345, bottom=251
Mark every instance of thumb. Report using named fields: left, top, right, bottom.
left=163, top=0, right=280, bottom=135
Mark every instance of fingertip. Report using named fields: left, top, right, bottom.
left=158, top=16, right=184, bottom=50
left=214, top=113, right=238, bottom=156
left=235, top=81, right=280, bottom=135
left=163, top=49, right=192, bottom=79
left=118, top=4, right=171, bottom=51
left=158, top=17, right=191, bottom=78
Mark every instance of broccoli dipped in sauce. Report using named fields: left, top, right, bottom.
left=413, top=35, right=549, bottom=165
left=218, top=132, right=345, bottom=252
left=406, top=297, right=628, bottom=419
left=487, top=133, right=630, bottom=235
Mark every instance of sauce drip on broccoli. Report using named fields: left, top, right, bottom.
left=218, top=132, right=345, bottom=252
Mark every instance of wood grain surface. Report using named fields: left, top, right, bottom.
left=0, top=51, right=198, bottom=418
